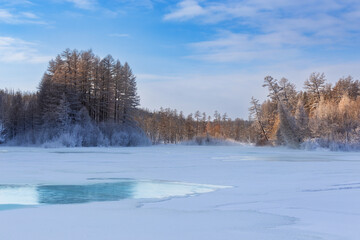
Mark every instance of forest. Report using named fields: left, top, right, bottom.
left=0, top=49, right=149, bottom=146
left=250, top=74, right=360, bottom=150
left=0, top=49, right=360, bottom=150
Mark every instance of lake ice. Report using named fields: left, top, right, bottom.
left=0, top=145, right=359, bottom=240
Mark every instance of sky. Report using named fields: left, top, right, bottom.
left=1, top=0, right=360, bottom=119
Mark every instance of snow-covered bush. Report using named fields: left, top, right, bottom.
left=4, top=120, right=150, bottom=148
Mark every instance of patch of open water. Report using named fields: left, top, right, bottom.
left=0, top=179, right=229, bottom=210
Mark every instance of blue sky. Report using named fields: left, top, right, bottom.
left=1, top=0, right=360, bottom=118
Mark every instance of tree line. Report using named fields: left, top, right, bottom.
left=134, top=73, right=360, bottom=149
left=1, top=49, right=359, bottom=149
left=132, top=73, right=359, bottom=149
left=250, top=74, right=360, bottom=150
left=135, top=108, right=253, bottom=144
left=0, top=49, right=147, bottom=146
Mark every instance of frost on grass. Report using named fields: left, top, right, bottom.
left=11, top=122, right=150, bottom=148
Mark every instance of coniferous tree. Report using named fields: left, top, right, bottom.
left=294, top=98, right=309, bottom=140
left=278, top=102, right=301, bottom=148
left=249, top=97, right=269, bottom=142
left=263, top=76, right=281, bottom=103
left=120, top=62, right=140, bottom=124
left=304, top=72, right=326, bottom=104
left=0, top=49, right=145, bottom=146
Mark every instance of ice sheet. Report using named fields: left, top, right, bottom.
left=0, top=145, right=359, bottom=240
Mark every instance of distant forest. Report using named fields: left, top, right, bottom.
left=135, top=73, right=360, bottom=150
left=0, top=49, right=360, bottom=149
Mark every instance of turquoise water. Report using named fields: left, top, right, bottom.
left=0, top=179, right=225, bottom=210
left=0, top=204, right=32, bottom=211
left=37, top=182, right=134, bottom=204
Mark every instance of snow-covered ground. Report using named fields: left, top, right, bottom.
left=0, top=145, right=359, bottom=240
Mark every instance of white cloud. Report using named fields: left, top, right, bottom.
left=164, top=0, right=207, bottom=21
left=164, top=0, right=356, bottom=23
left=20, top=12, right=38, bottom=19
left=163, top=0, right=260, bottom=22
left=0, top=9, right=15, bottom=23
left=117, top=0, right=156, bottom=9
left=187, top=31, right=308, bottom=62
left=0, top=8, right=44, bottom=24
left=0, top=36, right=51, bottom=63
left=0, top=0, right=33, bottom=6
left=165, top=0, right=360, bottom=63
left=66, top=0, right=97, bottom=10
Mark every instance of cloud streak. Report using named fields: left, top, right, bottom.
left=0, top=8, right=45, bottom=24
left=0, top=36, right=51, bottom=63
left=166, top=0, right=360, bottom=62
left=164, top=0, right=206, bottom=21
left=65, top=0, right=97, bottom=10
left=187, top=30, right=313, bottom=62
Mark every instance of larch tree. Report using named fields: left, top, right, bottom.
left=120, top=62, right=140, bottom=124
left=294, top=99, right=309, bottom=141
left=304, top=72, right=326, bottom=104
left=278, top=77, right=297, bottom=111
left=263, top=76, right=281, bottom=103
left=249, top=97, right=268, bottom=142
left=277, top=102, right=301, bottom=148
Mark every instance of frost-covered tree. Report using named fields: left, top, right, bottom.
left=56, top=93, right=72, bottom=132
left=263, top=76, right=281, bottom=103
left=277, top=102, right=301, bottom=148
left=304, top=72, right=326, bottom=103
left=337, top=95, right=357, bottom=143
left=294, top=99, right=309, bottom=140
left=249, top=97, right=269, bottom=142
left=278, top=77, right=297, bottom=110
left=0, top=49, right=146, bottom=146
left=333, top=76, right=360, bottom=101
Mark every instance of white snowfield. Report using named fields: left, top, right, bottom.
left=0, top=145, right=359, bottom=240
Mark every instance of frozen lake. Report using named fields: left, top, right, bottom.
left=0, top=180, right=227, bottom=207
left=0, top=145, right=359, bottom=240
